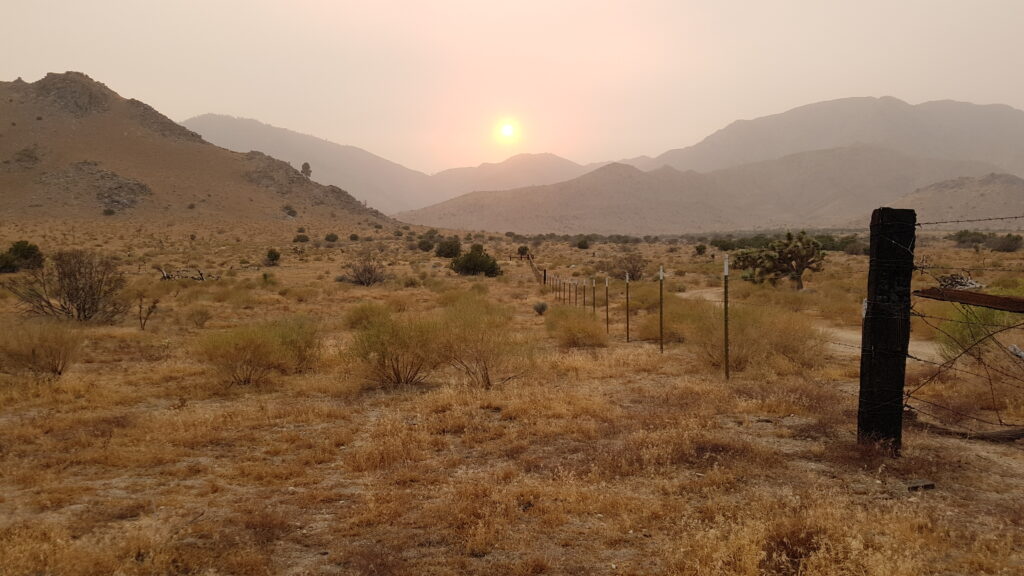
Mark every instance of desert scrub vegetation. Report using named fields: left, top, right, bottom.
left=0, top=320, right=82, bottom=380
left=439, top=292, right=532, bottom=388
left=545, top=305, right=608, bottom=348
left=349, top=313, right=444, bottom=387
left=197, top=316, right=322, bottom=385
left=667, top=299, right=826, bottom=374
left=3, top=249, right=128, bottom=322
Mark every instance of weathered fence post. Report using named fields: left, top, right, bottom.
left=625, top=273, right=631, bottom=342
left=723, top=254, right=730, bottom=380
left=591, top=278, right=596, bottom=315
left=659, top=266, right=665, bottom=353
left=543, top=269, right=547, bottom=285
left=858, top=207, right=916, bottom=455
left=583, top=279, right=587, bottom=308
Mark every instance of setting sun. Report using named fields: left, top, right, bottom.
left=494, top=118, right=520, bottom=144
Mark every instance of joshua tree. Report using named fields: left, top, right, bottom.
left=732, top=231, right=824, bottom=290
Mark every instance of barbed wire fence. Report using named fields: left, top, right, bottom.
left=521, top=209, right=1024, bottom=455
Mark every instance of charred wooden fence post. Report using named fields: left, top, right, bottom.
left=858, top=207, right=916, bottom=455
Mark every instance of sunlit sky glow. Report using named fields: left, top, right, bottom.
left=4, top=1, right=1024, bottom=173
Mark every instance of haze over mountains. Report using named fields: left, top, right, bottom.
left=0, top=73, right=384, bottom=225
left=182, top=114, right=598, bottom=214
left=399, top=97, right=1024, bottom=233
left=4, top=71, right=1024, bottom=234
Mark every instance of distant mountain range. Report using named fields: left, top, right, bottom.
left=397, top=146, right=999, bottom=234
left=182, top=114, right=599, bottom=213
left=184, top=96, right=1024, bottom=233
left=5, top=71, right=1024, bottom=234
left=0, top=72, right=384, bottom=226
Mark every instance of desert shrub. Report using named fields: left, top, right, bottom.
left=347, top=247, right=387, bottom=286
left=198, top=317, right=322, bottom=385
left=517, top=245, right=530, bottom=257
left=533, top=302, right=548, bottom=316
left=626, top=282, right=662, bottom=312
left=293, top=234, right=310, bottom=243
left=947, top=229, right=988, bottom=248
left=614, top=251, right=648, bottom=280
left=3, top=250, right=128, bottom=323
left=0, top=241, right=44, bottom=273
left=265, top=249, right=281, bottom=266
left=440, top=294, right=531, bottom=388
left=575, top=237, right=591, bottom=249
left=349, top=233, right=359, bottom=241
left=545, top=306, right=608, bottom=348
left=985, top=233, right=1023, bottom=252
left=186, top=306, right=213, bottom=328
left=0, top=320, right=82, bottom=380
left=680, top=300, right=826, bottom=374
left=270, top=316, right=322, bottom=373
left=936, top=305, right=1014, bottom=363
left=343, top=301, right=392, bottom=329
left=450, top=244, right=501, bottom=277
left=435, top=237, right=462, bottom=258
left=349, top=314, right=444, bottom=387
left=325, top=233, right=339, bottom=242
left=417, top=238, right=435, bottom=252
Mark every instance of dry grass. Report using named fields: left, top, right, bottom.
left=0, top=224, right=1022, bottom=575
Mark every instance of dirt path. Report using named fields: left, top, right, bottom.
left=677, top=287, right=942, bottom=362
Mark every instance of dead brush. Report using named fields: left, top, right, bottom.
left=680, top=300, right=826, bottom=375
left=440, top=292, right=533, bottom=388
left=0, top=320, right=83, bottom=381
left=197, top=315, right=322, bottom=385
left=348, top=312, right=445, bottom=387
left=544, top=305, right=608, bottom=349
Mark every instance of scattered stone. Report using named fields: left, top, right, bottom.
left=907, top=479, right=936, bottom=492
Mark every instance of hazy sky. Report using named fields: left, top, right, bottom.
left=4, top=1, right=1024, bottom=173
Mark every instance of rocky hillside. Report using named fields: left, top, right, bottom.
left=0, top=72, right=386, bottom=225
left=887, top=173, right=1024, bottom=229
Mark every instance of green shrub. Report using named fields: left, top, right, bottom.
left=325, top=233, right=339, bottom=243
left=450, top=244, right=501, bottom=277
left=293, top=234, right=310, bottom=243
left=265, top=249, right=281, bottom=266
left=986, top=234, right=1023, bottom=253
left=417, top=238, right=435, bottom=252
left=0, top=241, right=44, bottom=272
left=435, top=237, right=462, bottom=258
left=349, top=233, right=360, bottom=241
left=0, top=320, right=82, bottom=380
left=533, top=302, right=548, bottom=316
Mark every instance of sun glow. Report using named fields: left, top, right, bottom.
left=494, top=118, right=521, bottom=144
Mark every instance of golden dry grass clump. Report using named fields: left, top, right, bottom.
left=0, top=319, right=83, bottom=380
